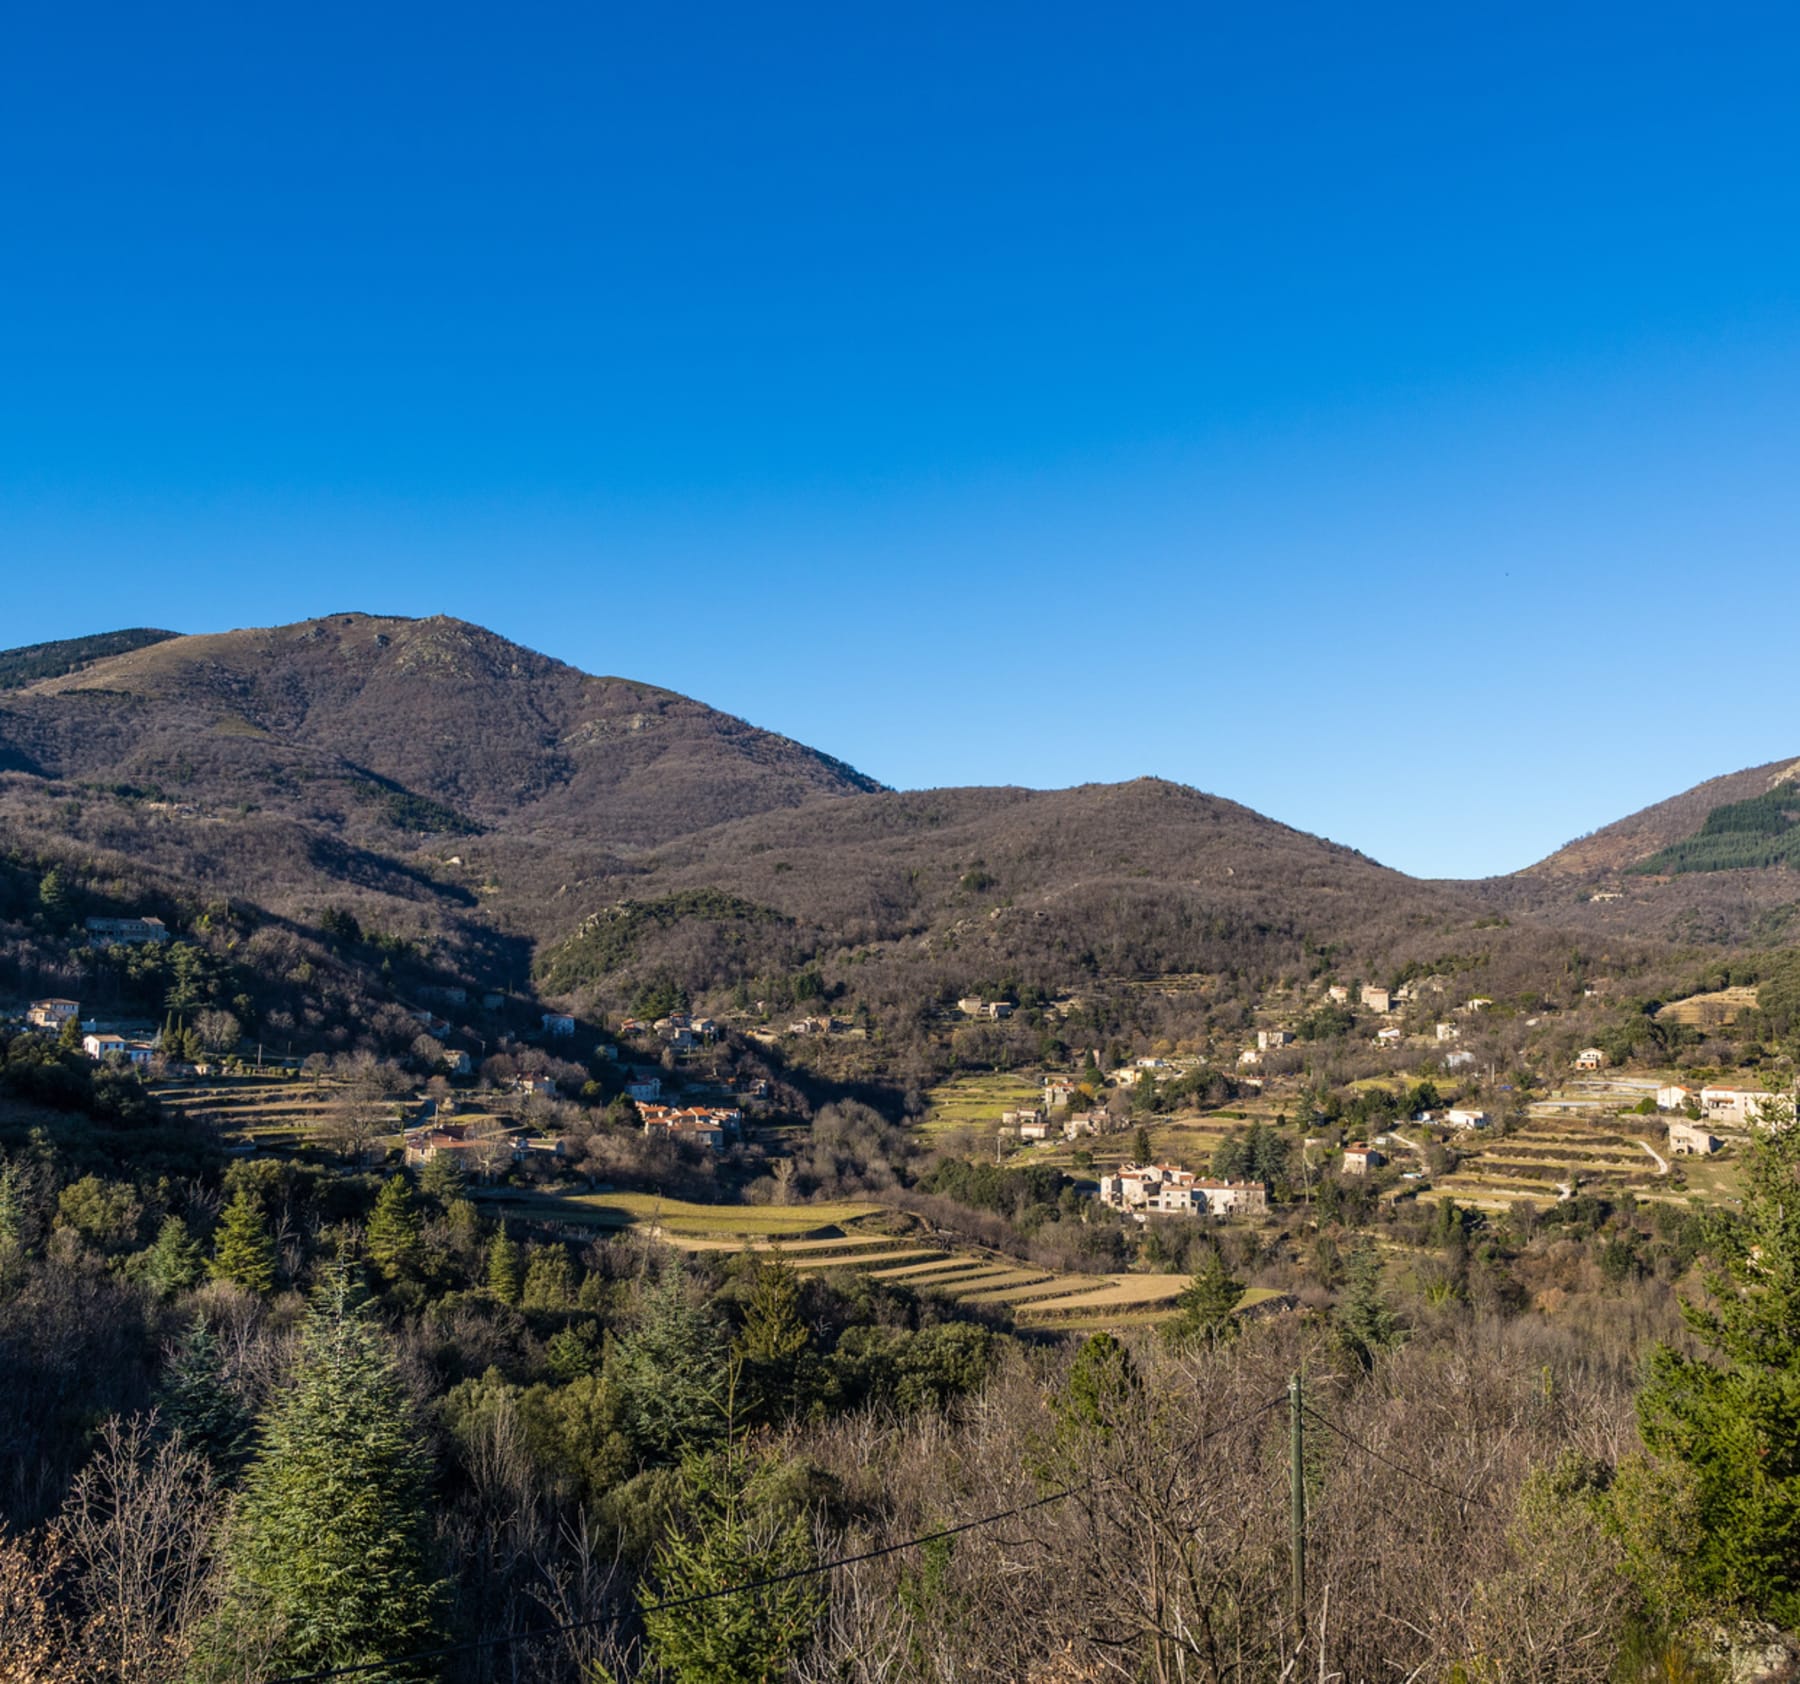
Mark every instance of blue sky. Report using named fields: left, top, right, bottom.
left=4, top=2, right=1798, bottom=878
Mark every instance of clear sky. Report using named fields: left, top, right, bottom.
left=4, top=2, right=1798, bottom=879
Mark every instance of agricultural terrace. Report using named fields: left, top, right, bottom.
left=475, top=1185, right=1276, bottom=1332
left=1438, top=1075, right=1743, bottom=1213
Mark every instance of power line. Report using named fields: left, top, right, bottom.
left=1301, top=1402, right=1498, bottom=1513
left=269, top=1391, right=1289, bottom=1684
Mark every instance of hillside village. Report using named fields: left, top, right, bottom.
left=4, top=624, right=1800, bottom=1682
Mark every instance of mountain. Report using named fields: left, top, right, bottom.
left=1528, top=757, right=1800, bottom=877
left=0, top=613, right=884, bottom=847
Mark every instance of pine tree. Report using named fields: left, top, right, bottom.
left=485, top=1231, right=523, bottom=1304
left=145, top=1212, right=206, bottom=1297
left=56, top=1011, right=83, bottom=1054
left=520, top=1243, right=574, bottom=1310
left=364, top=1175, right=422, bottom=1284
left=37, top=865, right=72, bottom=920
left=158, top=1317, right=252, bottom=1472
left=1633, top=1099, right=1800, bottom=1625
left=416, top=1150, right=463, bottom=1209
left=644, top=1440, right=825, bottom=1684
left=613, top=1261, right=727, bottom=1459
left=207, top=1262, right=442, bottom=1678
left=0, top=1160, right=27, bottom=1278
left=1161, top=1246, right=1243, bottom=1349
left=545, top=1320, right=604, bottom=1381
left=1335, top=1237, right=1401, bottom=1368
left=735, top=1256, right=810, bottom=1421
left=209, top=1188, right=277, bottom=1294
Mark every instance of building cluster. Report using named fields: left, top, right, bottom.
left=639, top=1103, right=744, bottom=1151
left=1098, top=1163, right=1269, bottom=1220
left=956, top=997, right=1015, bottom=1020
left=402, top=1122, right=565, bottom=1170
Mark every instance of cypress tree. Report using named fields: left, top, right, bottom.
left=209, top=1188, right=277, bottom=1294
left=485, top=1231, right=523, bottom=1304
left=0, top=1160, right=27, bottom=1277
left=364, top=1175, right=422, bottom=1284
left=207, top=1261, right=442, bottom=1678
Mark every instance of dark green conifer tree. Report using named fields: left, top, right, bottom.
left=1334, top=1238, right=1402, bottom=1368
left=364, top=1174, right=422, bottom=1284
left=145, top=1212, right=206, bottom=1297
left=613, top=1261, right=727, bottom=1459
left=158, top=1317, right=252, bottom=1473
left=209, top=1187, right=277, bottom=1294
left=735, top=1256, right=810, bottom=1421
left=485, top=1231, right=523, bottom=1304
left=644, top=1439, right=824, bottom=1684
left=1633, top=1101, right=1800, bottom=1625
left=1161, top=1246, right=1243, bottom=1349
left=206, top=1262, right=442, bottom=1678
left=520, top=1243, right=574, bottom=1310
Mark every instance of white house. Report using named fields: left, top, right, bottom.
left=1257, top=1029, right=1294, bottom=1051
left=1327, top=985, right=1350, bottom=1004
left=28, top=998, right=80, bottom=1030
left=626, top=1078, right=663, bottom=1104
left=82, top=1032, right=127, bottom=1060
left=1700, top=1087, right=1775, bottom=1128
left=1574, top=1047, right=1609, bottom=1071
left=1376, top=1026, right=1404, bottom=1045
left=1656, top=1084, right=1693, bottom=1111
left=541, top=1012, right=576, bottom=1038
left=1445, top=1108, right=1488, bottom=1130
left=1435, top=1022, right=1459, bottom=1043
left=1098, top=1163, right=1269, bottom=1220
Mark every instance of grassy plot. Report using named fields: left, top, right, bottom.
left=918, top=1072, right=1044, bottom=1140
left=478, top=1187, right=885, bottom=1239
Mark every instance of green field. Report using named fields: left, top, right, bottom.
left=918, top=1072, right=1044, bottom=1139
left=477, top=1188, right=887, bottom=1239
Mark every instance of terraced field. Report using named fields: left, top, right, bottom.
left=1435, top=1076, right=1736, bottom=1212
left=155, top=1076, right=352, bottom=1150
left=918, top=1073, right=1044, bottom=1140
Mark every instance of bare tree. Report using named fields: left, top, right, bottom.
left=58, top=1414, right=222, bottom=1684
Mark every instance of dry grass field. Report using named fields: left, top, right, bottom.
left=1654, top=985, right=1759, bottom=1027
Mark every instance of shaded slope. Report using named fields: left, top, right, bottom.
left=0, top=628, right=178, bottom=690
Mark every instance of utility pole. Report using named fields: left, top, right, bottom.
left=1289, top=1371, right=1306, bottom=1651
